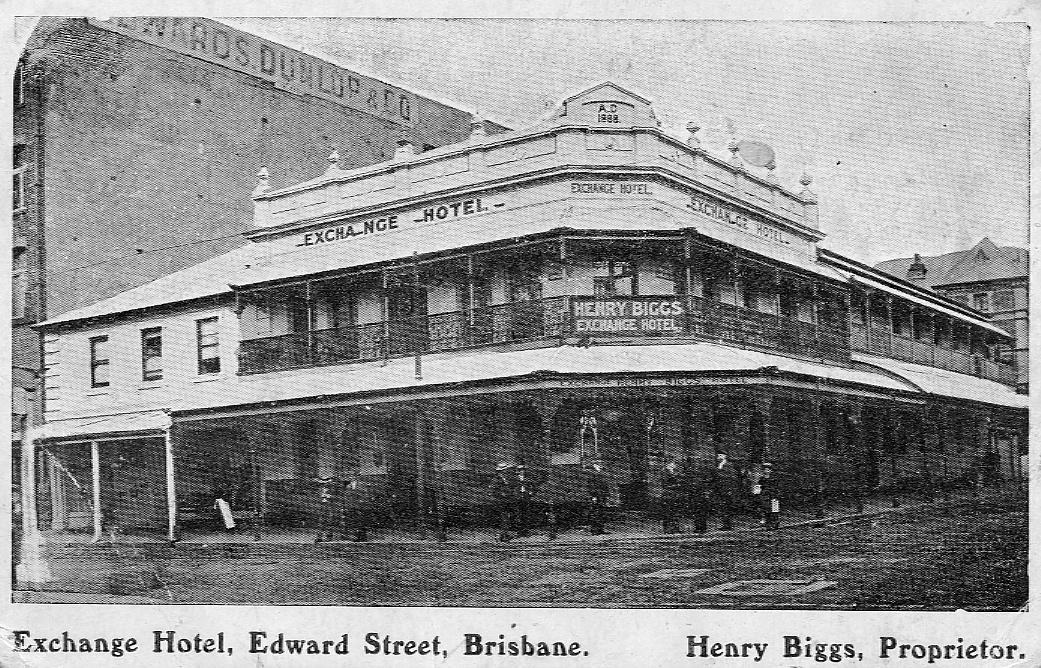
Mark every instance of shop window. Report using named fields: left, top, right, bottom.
left=89, top=335, right=110, bottom=388
left=196, top=317, right=221, bottom=374
left=971, top=292, right=990, bottom=313
left=13, top=145, right=27, bottom=212
left=12, top=247, right=27, bottom=318
left=141, top=327, right=163, bottom=381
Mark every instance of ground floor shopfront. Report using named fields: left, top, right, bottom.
left=36, top=372, right=1026, bottom=540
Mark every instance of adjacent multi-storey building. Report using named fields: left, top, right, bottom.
left=30, top=83, right=1027, bottom=540
left=13, top=17, right=486, bottom=526
left=876, top=239, right=1029, bottom=391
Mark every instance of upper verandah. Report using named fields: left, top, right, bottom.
left=251, top=82, right=820, bottom=237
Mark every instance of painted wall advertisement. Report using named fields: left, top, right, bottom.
left=571, top=297, right=685, bottom=333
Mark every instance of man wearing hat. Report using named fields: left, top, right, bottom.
left=342, top=468, right=374, bottom=542
left=585, top=459, right=611, bottom=535
left=711, top=451, right=739, bottom=530
left=314, top=475, right=340, bottom=543
left=490, top=462, right=517, bottom=541
left=759, top=461, right=782, bottom=530
left=660, top=458, right=687, bottom=534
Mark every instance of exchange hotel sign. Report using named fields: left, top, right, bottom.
left=572, top=297, right=685, bottom=333
left=688, top=194, right=791, bottom=247
left=89, top=17, right=415, bottom=125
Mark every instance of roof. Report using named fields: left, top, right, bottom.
left=820, top=248, right=1009, bottom=338
left=853, top=354, right=1028, bottom=409
left=875, top=238, right=1028, bottom=289
left=41, top=199, right=844, bottom=326
left=33, top=344, right=1024, bottom=441
left=833, top=270, right=1010, bottom=338
left=31, top=410, right=171, bottom=443
left=38, top=244, right=261, bottom=327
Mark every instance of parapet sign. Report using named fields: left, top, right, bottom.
left=581, top=100, right=635, bottom=126
left=89, top=17, right=416, bottom=126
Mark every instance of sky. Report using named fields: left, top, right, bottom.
left=225, top=18, right=1030, bottom=265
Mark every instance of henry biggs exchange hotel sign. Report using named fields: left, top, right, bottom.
left=89, top=17, right=416, bottom=125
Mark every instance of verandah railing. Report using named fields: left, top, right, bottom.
left=848, top=323, right=1016, bottom=385
left=238, top=295, right=848, bottom=374
left=238, top=296, right=1015, bottom=386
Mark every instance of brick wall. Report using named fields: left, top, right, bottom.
left=24, top=18, right=473, bottom=317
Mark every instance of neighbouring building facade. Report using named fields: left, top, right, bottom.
left=13, top=17, right=487, bottom=529
left=876, top=239, right=1029, bottom=391
left=30, top=83, right=1027, bottom=539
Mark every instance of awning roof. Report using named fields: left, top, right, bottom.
left=29, top=410, right=171, bottom=443
left=834, top=270, right=1009, bottom=337
left=853, top=353, right=1028, bottom=409
left=168, top=343, right=918, bottom=418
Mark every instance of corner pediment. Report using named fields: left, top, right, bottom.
left=556, top=81, right=660, bottom=129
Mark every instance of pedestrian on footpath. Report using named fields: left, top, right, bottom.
left=712, top=452, right=739, bottom=530
left=490, top=462, right=516, bottom=541
left=342, top=469, right=373, bottom=542
left=660, top=458, right=686, bottom=534
left=514, top=461, right=542, bottom=538
left=760, top=462, right=781, bottom=530
left=689, top=460, right=711, bottom=534
left=585, top=460, right=610, bottom=535
left=313, top=476, right=339, bottom=543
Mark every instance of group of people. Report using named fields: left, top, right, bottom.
left=217, top=453, right=789, bottom=543
left=489, top=452, right=785, bottom=541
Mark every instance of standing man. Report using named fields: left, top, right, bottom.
left=585, top=459, right=610, bottom=535
left=711, top=451, right=739, bottom=530
left=490, top=462, right=516, bottom=542
left=760, top=461, right=781, bottom=530
left=342, top=469, right=373, bottom=542
left=514, top=461, right=537, bottom=538
left=314, top=476, right=340, bottom=543
left=688, top=459, right=711, bottom=534
left=660, top=458, right=686, bottom=534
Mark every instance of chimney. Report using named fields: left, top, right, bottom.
left=907, top=253, right=927, bottom=280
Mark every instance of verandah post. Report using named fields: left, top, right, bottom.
left=164, top=425, right=177, bottom=544
left=91, top=440, right=102, bottom=543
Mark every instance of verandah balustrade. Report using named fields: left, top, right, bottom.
left=237, top=295, right=1015, bottom=385
left=237, top=295, right=847, bottom=373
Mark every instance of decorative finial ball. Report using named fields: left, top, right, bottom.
left=728, top=138, right=740, bottom=153
left=799, top=172, right=813, bottom=187
left=327, top=149, right=340, bottom=165
left=765, top=159, right=776, bottom=171
left=686, top=121, right=700, bottom=134
left=257, top=167, right=269, bottom=181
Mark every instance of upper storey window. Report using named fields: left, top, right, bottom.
left=196, top=317, right=221, bottom=374
left=141, top=327, right=163, bottom=381
left=592, top=260, right=636, bottom=297
left=12, top=247, right=27, bottom=319
left=90, top=336, right=110, bottom=388
left=13, top=145, right=27, bottom=212
left=972, top=292, right=991, bottom=313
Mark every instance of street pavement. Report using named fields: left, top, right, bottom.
left=14, top=487, right=1026, bottom=610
